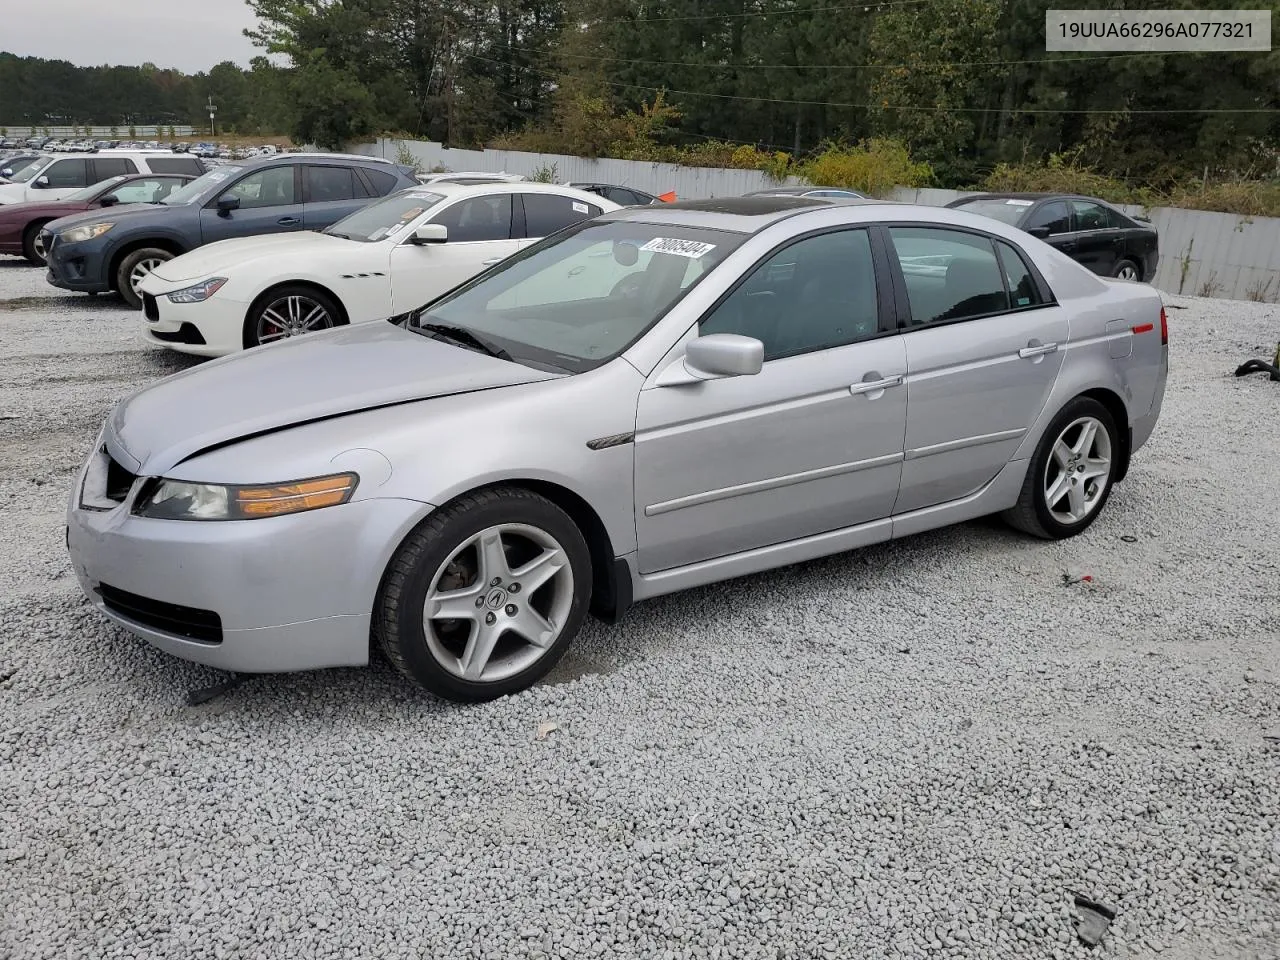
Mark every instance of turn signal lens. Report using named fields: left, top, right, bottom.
left=235, top=474, right=358, bottom=517
left=134, top=472, right=358, bottom=520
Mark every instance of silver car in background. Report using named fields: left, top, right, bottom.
left=66, top=196, right=1168, bottom=701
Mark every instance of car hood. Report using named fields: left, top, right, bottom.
left=151, top=232, right=353, bottom=283
left=0, top=182, right=29, bottom=204
left=105, top=319, right=560, bottom=475
left=44, top=202, right=171, bottom=233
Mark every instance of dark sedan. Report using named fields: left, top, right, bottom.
left=569, top=182, right=666, bottom=205
left=945, top=193, right=1158, bottom=282
left=0, top=174, right=194, bottom=265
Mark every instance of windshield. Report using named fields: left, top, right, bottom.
left=953, top=198, right=1034, bottom=226
left=325, top=190, right=447, bottom=241
left=408, top=220, right=744, bottom=372
left=10, top=157, right=53, bottom=184
left=65, top=177, right=129, bottom=202
left=160, top=165, right=242, bottom=205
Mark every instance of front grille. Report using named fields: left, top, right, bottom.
left=104, top=454, right=136, bottom=502
left=143, top=292, right=159, bottom=321
left=98, top=584, right=223, bottom=644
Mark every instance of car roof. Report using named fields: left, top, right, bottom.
left=953, top=192, right=1105, bottom=204
left=394, top=180, right=619, bottom=201
left=230, top=152, right=397, bottom=168
left=598, top=194, right=879, bottom=233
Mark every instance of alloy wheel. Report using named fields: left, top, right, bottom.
left=129, top=257, right=167, bottom=296
left=256, top=295, right=334, bottom=343
left=32, top=233, right=47, bottom=263
left=421, top=523, right=574, bottom=683
left=1116, top=263, right=1138, bottom=281
left=1043, top=416, right=1112, bottom=525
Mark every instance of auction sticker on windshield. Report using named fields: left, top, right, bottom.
left=640, top=238, right=717, bottom=258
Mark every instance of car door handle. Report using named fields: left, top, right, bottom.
left=277, top=216, right=300, bottom=225
left=1019, top=341, right=1059, bottom=359
left=849, top=374, right=904, bottom=396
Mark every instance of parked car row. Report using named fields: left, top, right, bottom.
left=63, top=189, right=1169, bottom=701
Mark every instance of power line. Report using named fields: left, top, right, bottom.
left=582, top=0, right=933, bottom=25
left=466, top=53, right=1279, bottom=115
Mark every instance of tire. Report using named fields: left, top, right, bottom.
left=244, top=284, right=342, bottom=349
left=115, top=247, right=173, bottom=309
left=1112, top=259, right=1140, bottom=282
left=375, top=486, right=593, bottom=702
left=22, top=221, right=52, bottom=266
left=1003, top=397, right=1120, bottom=540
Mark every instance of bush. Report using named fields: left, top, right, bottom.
left=798, top=139, right=933, bottom=197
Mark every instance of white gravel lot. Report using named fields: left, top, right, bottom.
left=0, top=257, right=1277, bottom=960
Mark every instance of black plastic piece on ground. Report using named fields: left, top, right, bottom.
left=1072, top=893, right=1117, bottom=947
left=186, top=673, right=244, bottom=706
left=1234, top=359, right=1280, bottom=381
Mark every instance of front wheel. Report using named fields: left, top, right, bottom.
left=116, top=247, right=174, bottom=308
left=22, top=222, right=51, bottom=266
left=244, top=284, right=341, bottom=348
left=375, top=486, right=593, bottom=702
left=1003, top=397, right=1119, bottom=540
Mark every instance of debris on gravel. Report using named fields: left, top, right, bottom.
left=1, top=267, right=1278, bottom=960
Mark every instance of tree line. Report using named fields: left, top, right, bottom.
left=5, top=0, right=1280, bottom=189
left=0, top=52, right=291, bottom=136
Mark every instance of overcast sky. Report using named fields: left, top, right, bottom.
left=5, top=0, right=262, bottom=72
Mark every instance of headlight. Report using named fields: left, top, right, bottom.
left=134, top=472, right=358, bottom=521
left=60, top=222, right=115, bottom=243
left=167, top=277, right=227, bottom=303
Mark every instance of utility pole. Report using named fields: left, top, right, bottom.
left=206, top=96, right=218, bottom=138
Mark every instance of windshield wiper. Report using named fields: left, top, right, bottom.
left=417, top=322, right=512, bottom=362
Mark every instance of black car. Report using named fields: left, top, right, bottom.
left=945, top=192, right=1158, bottom=283
left=569, top=182, right=663, bottom=206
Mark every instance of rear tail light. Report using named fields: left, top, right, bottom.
left=1159, top=306, right=1168, bottom=345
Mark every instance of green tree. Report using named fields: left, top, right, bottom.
left=288, top=53, right=378, bottom=148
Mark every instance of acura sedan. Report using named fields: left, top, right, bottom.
left=67, top=196, right=1168, bottom=702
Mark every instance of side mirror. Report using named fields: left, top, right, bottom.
left=216, top=195, right=240, bottom=214
left=34, top=176, right=50, bottom=188
left=411, top=223, right=448, bottom=245
left=1027, top=225, right=1051, bottom=240
left=0, top=168, right=11, bottom=178
left=99, top=195, right=118, bottom=207
left=657, top=334, right=764, bottom=386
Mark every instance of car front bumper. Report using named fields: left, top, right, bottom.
left=66, top=446, right=431, bottom=673
left=139, top=284, right=250, bottom=358
left=45, top=233, right=112, bottom=293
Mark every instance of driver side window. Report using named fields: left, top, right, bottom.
left=699, top=229, right=880, bottom=362
left=432, top=194, right=514, bottom=243
left=221, top=167, right=297, bottom=209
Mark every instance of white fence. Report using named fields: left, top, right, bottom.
left=359, top=137, right=1280, bottom=302
left=2, top=125, right=196, bottom=138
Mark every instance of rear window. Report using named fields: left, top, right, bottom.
left=952, top=198, right=1034, bottom=227
left=92, top=158, right=137, bottom=179
left=362, top=167, right=400, bottom=196
left=146, top=157, right=205, bottom=176
left=522, top=193, right=601, bottom=237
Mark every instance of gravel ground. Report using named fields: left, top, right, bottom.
left=0, top=258, right=1277, bottom=960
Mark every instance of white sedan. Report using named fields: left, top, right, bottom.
left=136, top=182, right=621, bottom=357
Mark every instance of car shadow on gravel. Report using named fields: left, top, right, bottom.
left=0, top=294, right=133, bottom=312
left=60, top=517, right=1029, bottom=717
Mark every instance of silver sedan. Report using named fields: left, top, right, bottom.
left=67, top=196, right=1168, bottom=701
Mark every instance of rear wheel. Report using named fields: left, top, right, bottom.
left=1112, top=259, right=1140, bottom=282
left=244, top=285, right=342, bottom=349
left=22, top=221, right=52, bottom=266
left=375, top=486, right=592, bottom=702
left=1003, top=397, right=1119, bottom=540
left=115, top=247, right=173, bottom=308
